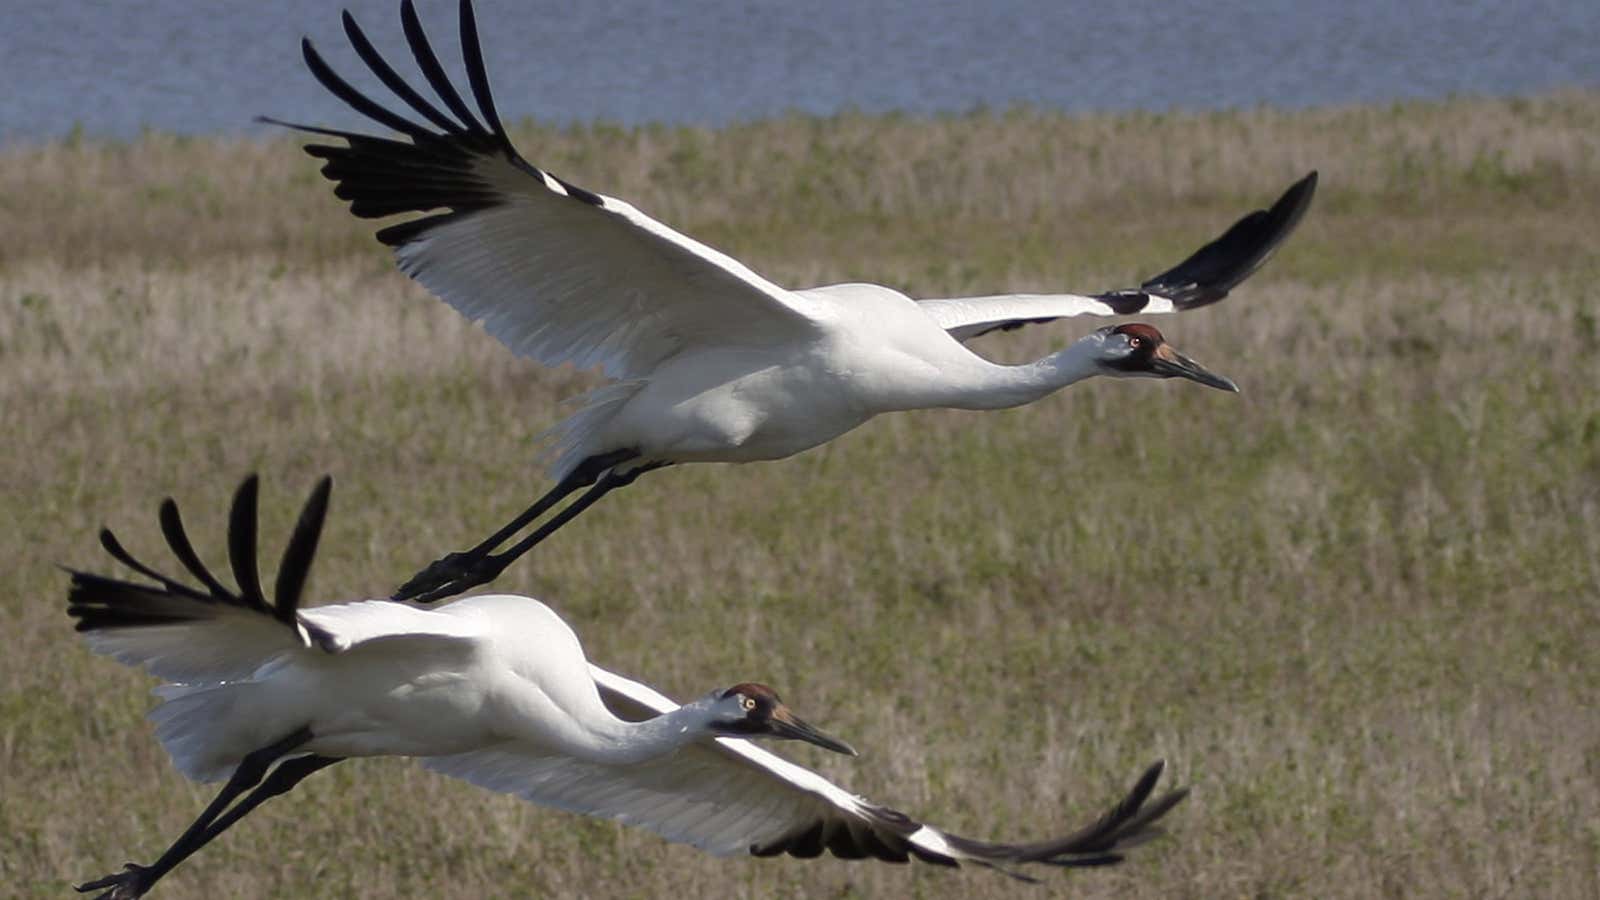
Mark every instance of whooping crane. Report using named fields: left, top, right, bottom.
left=268, top=0, right=1318, bottom=602
left=69, top=476, right=1188, bottom=898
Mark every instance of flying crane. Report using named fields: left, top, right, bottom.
left=269, top=0, right=1317, bottom=601
left=70, top=476, right=1187, bottom=898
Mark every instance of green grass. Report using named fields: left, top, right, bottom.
left=3, top=91, right=1599, bottom=898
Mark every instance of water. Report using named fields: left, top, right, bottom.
left=5, top=0, right=1598, bottom=143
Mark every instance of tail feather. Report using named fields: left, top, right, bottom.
left=149, top=682, right=273, bottom=782
left=537, top=380, right=648, bottom=481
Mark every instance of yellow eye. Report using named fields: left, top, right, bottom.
left=741, top=696, right=756, bottom=711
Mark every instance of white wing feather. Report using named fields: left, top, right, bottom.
left=78, top=604, right=302, bottom=684
left=76, top=598, right=486, bottom=682
left=423, top=738, right=836, bottom=857
left=916, top=292, right=1180, bottom=342
left=390, top=162, right=827, bottom=380
left=422, top=663, right=875, bottom=857
left=285, top=10, right=826, bottom=383
left=296, top=599, right=484, bottom=652
left=587, top=665, right=885, bottom=825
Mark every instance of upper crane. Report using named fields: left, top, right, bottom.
left=268, top=0, right=1317, bottom=601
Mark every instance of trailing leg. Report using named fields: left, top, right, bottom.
left=77, top=730, right=328, bottom=900
left=394, top=450, right=653, bottom=603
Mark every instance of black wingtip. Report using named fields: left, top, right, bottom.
left=272, top=475, right=334, bottom=622
left=68, top=475, right=337, bottom=637
left=1137, top=171, right=1318, bottom=310
left=160, top=493, right=236, bottom=600
left=1129, top=785, right=1190, bottom=831
left=228, top=474, right=268, bottom=610
left=97, top=524, right=205, bottom=597
left=1092, top=758, right=1165, bottom=837
left=1097, top=762, right=1188, bottom=848
left=236, top=474, right=262, bottom=506
left=303, top=31, right=438, bottom=140
left=99, top=526, right=128, bottom=561
left=401, top=0, right=486, bottom=133
left=343, top=5, right=467, bottom=135
left=1131, top=758, right=1166, bottom=797
left=457, top=0, right=514, bottom=155
left=1272, top=169, right=1318, bottom=238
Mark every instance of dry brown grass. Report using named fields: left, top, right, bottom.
left=3, top=92, right=1599, bottom=898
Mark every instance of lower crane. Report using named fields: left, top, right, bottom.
left=69, top=476, right=1186, bottom=897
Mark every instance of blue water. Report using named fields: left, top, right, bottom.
left=5, top=0, right=1598, bottom=143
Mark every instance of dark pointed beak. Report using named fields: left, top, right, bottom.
left=1152, top=344, right=1239, bottom=393
left=770, top=706, right=858, bottom=756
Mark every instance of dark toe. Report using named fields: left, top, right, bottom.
left=76, top=864, right=149, bottom=899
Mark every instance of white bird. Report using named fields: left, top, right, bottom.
left=69, top=476, right=1187, bottom=898
left=267, top=0, right=1317, bottom=602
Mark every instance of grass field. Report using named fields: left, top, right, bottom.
left=3, top=91, right=1599, bottom=898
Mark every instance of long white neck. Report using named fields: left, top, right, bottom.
left=937, top=337, right=1104, bottom=411
left=569, top=696, right=722, bottom=765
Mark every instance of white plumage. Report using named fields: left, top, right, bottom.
left=69, top=477, right=1187, bottom=898
left=268, top=0, right=1318, bottom=602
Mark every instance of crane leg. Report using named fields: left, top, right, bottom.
left=392, top=449, right=656, bottom=603
left=76, top=730, right=339, bottom=900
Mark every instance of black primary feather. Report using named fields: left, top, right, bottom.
left=66, top=476, right=334, bottom=635
left=750, top=759, right=1186, bottom=877
left=962, top=172, right=1317, bottom=340
left=1130, top=170, right=1319, bottom=310
left=264, top=0, right=607, bottom=254
left=227, top=476, right=269, bottom=611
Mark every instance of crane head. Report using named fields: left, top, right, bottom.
left=1094, top=323, right=1239, bottom=392
left=711, top=682, right=858, bottom=756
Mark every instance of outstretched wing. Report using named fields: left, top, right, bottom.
left=65, top=475, right=481, bottom=682
left=428, top=663, right=1186, bottom=877
left=269, top=0, right=824, bottom=381
left=66, top=476, right=332, bottom=682
left=918, top=171, right=1317, bottom=342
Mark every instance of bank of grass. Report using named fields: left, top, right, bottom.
left=3, top=92, right=1598, bottom=898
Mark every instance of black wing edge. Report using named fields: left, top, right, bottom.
left=259, top=0, right=602, bottom=250
left=65, top=475, right=334, bottom=641
left=1095, top=170, right=1319, bottom=312
left=750, top=759, right=1187, bottom=880
left=959, top=172, right=1316, bottom=340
